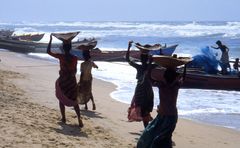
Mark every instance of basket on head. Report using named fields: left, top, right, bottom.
left=134, top=42, right=162, bottom=55
left=52, top=31, right=80, bottom=43
left=152, top=55, right=192, bottom=68
left=135, top=42, right=161, bottom=50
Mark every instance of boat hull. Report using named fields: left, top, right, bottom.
left=0, top=38, right=94, bottom=53
left=151, top=67, right=240, bottom=91
left=0, top=38, right=177, bottom=62
left=90, top=44, right=178, bottom=61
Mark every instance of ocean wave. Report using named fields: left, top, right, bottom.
left=1, top=21, right=240, bottom=38
left=13, top=27, right=39, bottom=34
left=179, top=108, right=233, bottom=115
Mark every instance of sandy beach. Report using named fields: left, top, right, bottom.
left=1, top=50, right=240, bottom=148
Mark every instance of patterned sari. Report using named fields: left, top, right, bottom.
left=127, top=61, right=154, bottom=123
left=55, top=56, right=78, bottom=107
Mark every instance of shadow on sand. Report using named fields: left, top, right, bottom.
left=81, top=110, right=104, bottom=119
left=129, top=132, right=142, bottom=136
left=129, top=131, right=143, bottom=141
left=51, top=122, right=88, bottom=137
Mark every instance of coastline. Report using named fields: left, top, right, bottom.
left=1, top=50, right=240, bottom=148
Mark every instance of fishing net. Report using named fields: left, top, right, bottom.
left=188, top=46, right=219, bottom=74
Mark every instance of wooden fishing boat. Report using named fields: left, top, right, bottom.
left=0, top=30, right=14, bottom=37
left=151, top=67, right=240, bottom=91
left=90, top=50, right=140, bottom=61
left=0, top=37, right=95, bottom=53
left=0, top=36, right=178, bottom=61
left=0, top=37, right=37, bottom=52
left=90, top=44, right=178, bottom=61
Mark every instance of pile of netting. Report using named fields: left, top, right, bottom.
left=188, top=46, right=219, bottom=74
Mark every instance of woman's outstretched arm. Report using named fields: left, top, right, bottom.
left=126, top=40, right=133, bottom=62
left=47, top=34, right=60, bottom=58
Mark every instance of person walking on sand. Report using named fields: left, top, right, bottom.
left=126, top=41, right=157, bottom=128
left=137, top=57, right=189, bottom=148
left=211, top=40, right=230, bottom=74
left=47, top=33, right=83, bottom=127
left=77, top=47, right=98, bottom=110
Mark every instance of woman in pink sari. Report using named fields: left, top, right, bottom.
left=47, top=34, right=83, bottom=127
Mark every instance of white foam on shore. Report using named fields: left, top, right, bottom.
left=26, top=53, right=240, bottom=130
left=27, top=53, right=240, bottom=115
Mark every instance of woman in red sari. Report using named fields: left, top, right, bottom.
left=47, top=34, right=83, bottom=127
left=126, top=41, right=157, bottom=128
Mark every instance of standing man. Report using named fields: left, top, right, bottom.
left=211, top=40, right=230, bottom=74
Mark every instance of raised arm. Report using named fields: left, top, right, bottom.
left=92, top=61, right=98, bottom=69
left=211, top=45, right=219, bottom=49
left=126, top=40, right=133, bottom=62
left=47, top=34, right=53, bottom=54
left=47, top=34, right=60, bottom=58
left=182, top=64, right=187, bottom=81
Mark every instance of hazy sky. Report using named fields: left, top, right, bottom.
left=1, top=0, right=240, bottom=22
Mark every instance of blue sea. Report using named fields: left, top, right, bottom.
left=1, top=21, right=240, bottom=130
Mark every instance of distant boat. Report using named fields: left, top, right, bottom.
left=0, top=36, right=178, bottom=61
left=0, top=30, right=14, bottom=37
left=12, top=33, right=45, bottom=41
left=90, top=44, right=178, bottom=61
left=151, top=67, right=240, bottom=91
left=0, top=37, right=40, bottom=52
left=0, top=37, right=98, bottom=53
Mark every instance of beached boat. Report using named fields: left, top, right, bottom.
left=90, top=44, right=178, bottom=61
left=151, top=67, right=240, bottom=91
left=0, top=37, right=178, bottom=61
left=0, top=30, right=14, bottom=37
left=0, top=37, right=96, bottom=53
left=0, top=37, right=38, bottom=52
left=12, top=33, right=45, bottom=41
left=90, top=50, right=140, bottom=61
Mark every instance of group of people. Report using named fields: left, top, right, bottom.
left=47, top=33, right=188, bottom=147
left=47, top=33, right=238, bottom=148
left=126, top=41, right=188, bottom=148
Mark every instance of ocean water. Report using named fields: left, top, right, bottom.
left=1, top=21, right=240, bottom=130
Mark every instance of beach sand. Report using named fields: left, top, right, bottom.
left=0, top=50, right=240, bottom=148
